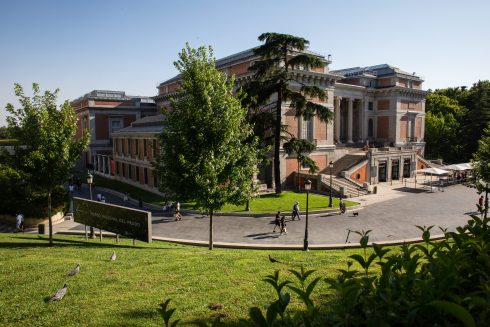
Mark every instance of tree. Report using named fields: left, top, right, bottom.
left=154, top=44, right=260, bottom=250
left=424, top=93, right=465, bottom=162
left=462, top=81, right=490, bottom=159
left=283, top=137, right=318, bottom=191
left=5, top=84, right=89, bottom=246
left=245, top=32, right=333, bottom=194
left=472, top=122, right=490, bottom=218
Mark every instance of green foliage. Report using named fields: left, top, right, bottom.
left=426, top=81, right=490, bottom=162
left=244, top=33, right=332, bottom=194
left=2, top=83, right=90, bottom=243
left=159, top=299, right=180, bottom=327
left=0, top=126, right=10, bottom=139
left=154, top=44, right=260, bottom=249
left=245, top=215, right=490, bottom=326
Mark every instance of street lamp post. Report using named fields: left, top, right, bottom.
left=87, top=173, right=94, bottom=239
left=329, top=161, right=334, bottom=207
left=303, top=179, right=312, bottom=251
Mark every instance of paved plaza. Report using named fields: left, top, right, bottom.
left=44, top=181, right=480, bottom=249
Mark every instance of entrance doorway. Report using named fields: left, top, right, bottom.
left=391, top=160, right=400, bottom=180
left=379, top=162, right=387, bottom=182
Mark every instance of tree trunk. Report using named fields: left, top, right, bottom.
left=297, top=160, right=300, bottom=192
left=209, top=210, right=214, bottom=250
left=48, top=189, right=53, bottom=246
left=274, top=85, right=282, bottom=194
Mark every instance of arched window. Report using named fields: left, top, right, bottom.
left=368, top=119, right=374, bottom=137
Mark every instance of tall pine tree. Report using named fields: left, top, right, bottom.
left=244, top=33, right=333, bottom=194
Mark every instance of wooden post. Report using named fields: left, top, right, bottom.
left=99, top=228, right=102, bottom=241
left=116, top=234, right=120, bottom=244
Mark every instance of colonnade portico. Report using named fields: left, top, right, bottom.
left=93, top=154, right=112, bottom=176
left=334, top=96, right=365, bottom=144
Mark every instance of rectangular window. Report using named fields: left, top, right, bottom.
left=134, top=139, right=139, bottom=156
left=115, top=162, right=119, bottom=176
left=144, top=168, right=148, bottom=185
left=128, top=164, right=132, bottom=179
left=122, top=163, right=126, bottom=177
left=127, top=139, right=131, bottom=156
left=301, top=117, right=314, bottom=142
left=110, top=120, right=122, bottom=134
left=378, top=162, right=387, bottom=182
left=136, top=166, right=140, bottom=182
left=143, top=139, right=147, bottom=157
left=152, top=139, right=157, bottom=157
left=368, top=102, right=373, bottom=111
left=153, top=171, right=158, bottom=188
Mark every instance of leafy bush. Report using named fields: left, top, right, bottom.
left=251, top=215, right=490, bottom=326
left=0, top=163, right=67, bottom=217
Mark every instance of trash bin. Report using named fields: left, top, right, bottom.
left=38, top=223, right=45, bottom=234
left=339, top=186, right=345, bottom=197
left=373, top=186, right=378, bottom=194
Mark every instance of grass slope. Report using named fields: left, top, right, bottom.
left=0, top=234, right=364, bottom=326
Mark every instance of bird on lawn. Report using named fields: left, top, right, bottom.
left=268, top=255, right=281, bottom=264
left=47, top=283, right=69, bottom=303
left=109, top=251, right=117, bottom=261
left=65, top=264, right=80, bottom=277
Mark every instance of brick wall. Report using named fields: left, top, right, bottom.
left=377, top=116, right=389, bottom=139
left=399, top=116, right=407, bottom=138
left=95, top=114, right=109, bottom=140
left=350, top=163, right=368, bottom=184
left=377, top=100, right=390, bottom=110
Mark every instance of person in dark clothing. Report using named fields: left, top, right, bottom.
left=273, top=211, right=281, bottom=232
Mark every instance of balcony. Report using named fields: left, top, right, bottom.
left=407, top=137, right=418, bottom=142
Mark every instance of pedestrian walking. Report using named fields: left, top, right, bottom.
left=280, top=215, right=287, bottom=235
left=478, top=195, right=485, bottom=217
left=273, top=211, right=281, bottom=232
left=291, top=201, right=300, bottom=221
left=101, top=195, right=106, bottom=203
left=138, top=197, right=143, bottom=208
left=174, top=202, right=182, bottom=221
left=68, top=183, right=74, bottom=194
left=15, top=212, right=24, bottom=232
left=339, top=198, right=346, bottom=215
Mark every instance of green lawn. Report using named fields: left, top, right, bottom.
left=85, top=174, right=358, bottom=214
left=212, top=191, right=357, bottom=214
left=0, top=234, right=367, bottom=326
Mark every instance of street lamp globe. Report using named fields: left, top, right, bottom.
left=305, top=179, right=312, bottom=191
left=87, top=173, right=93, bottom=185
left=329, top=161, right=334, bottom=170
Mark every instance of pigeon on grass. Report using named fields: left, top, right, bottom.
left=46, top=283, right=69, bottom=303
left=109, top=251, right=116, bottom=261
left=66, top=264, right=80, bottom=277
left=268, top=255, right=282, bottom=264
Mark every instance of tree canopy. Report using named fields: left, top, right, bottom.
left=3, top=83, right=89, bottom=245
left=425, top=80, right=490, bottom=162
left=244, top=32, right=333, bottom=193
left=154, top=44, right=260, bottom=250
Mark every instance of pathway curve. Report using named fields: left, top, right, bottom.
left=52, top=181, right=479, bottom=248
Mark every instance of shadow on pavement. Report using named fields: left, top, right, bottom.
left=393, top=187, right=427, bottom=194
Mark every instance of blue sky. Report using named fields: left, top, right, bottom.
left=1, top=0, right=489, bottom=126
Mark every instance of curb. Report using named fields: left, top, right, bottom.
left=53, top=229, right=446, bottom=250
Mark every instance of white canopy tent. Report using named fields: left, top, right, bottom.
left=416, top=167, right=449, bottom=191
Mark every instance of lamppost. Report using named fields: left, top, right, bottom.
left=87, top=173, right=94, bottom=239
left=329, top=161, right=334, bottom=207
left=303, top=179, right=312, bottom=251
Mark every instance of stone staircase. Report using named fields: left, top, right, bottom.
left=321, top=153, right=367, bottom=175
left=320, top=174, right=369, bottom=198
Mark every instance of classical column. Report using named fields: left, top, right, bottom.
left=102, top=156, right=106, bottom=175
left=334, top=97, right=341, bottom=142
left=358, top=100, right=365, bottom=142
left=347, top=98, right=353, bottom=143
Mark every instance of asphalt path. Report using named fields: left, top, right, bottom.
left=65, top=183, right=478, bottom=247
